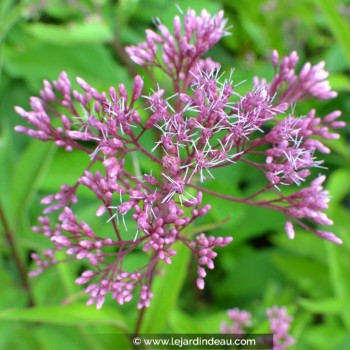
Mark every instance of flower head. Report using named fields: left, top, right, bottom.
left=15, top=8, right=344, bottom=310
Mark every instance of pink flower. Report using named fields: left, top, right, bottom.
left=16, top=8, right=344, bottom=310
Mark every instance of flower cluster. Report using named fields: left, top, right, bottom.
left=267, top=306, right=295, bottom=350
left=15, top=8, right=344, bottom=309
left=220, top=308, right=252, bottom=334
left=221, top=306, right=295, bottom=350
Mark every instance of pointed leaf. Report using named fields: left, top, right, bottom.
left=300, top=297, right=350, bottom=315
left=140, top=242, right=191, bottom=333
left=326, top=243, right=350, bottom=330
left=0, top=303, right=129, bottom=332
left=10, top=140, right=55, bottom=219
left=316, top=0, right=350, bottom=65
left=24, top=21, right=113, bottom=45
left=0, top=122, right=15, bottom=226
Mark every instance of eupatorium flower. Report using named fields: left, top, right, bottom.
left=221, top=306, right=295, bottom=349
left=15, top=8, right=344, bottom=309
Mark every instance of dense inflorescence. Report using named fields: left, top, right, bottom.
left=221, top=306, right=295, bottom=350
left=15, top=8, right=344, bottom=309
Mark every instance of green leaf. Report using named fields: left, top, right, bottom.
left=168, top=308, right=207, bottom=333
left=34, top=325, right=97, bottom=350
left=217, top=249, right=283, bottom=302
left=271, top=231, right=327, bottom=264
left=0, top=122, right=15, bottom=226
left=24, top=21, right=113, bottom=45
left=271, top=253, right=328, bottom=298
left=34, top=324, right=133, bottom=350
left=185, top=215, right=232, bottom=238
left=300, top=297, right=350, bottom=315
left=54, top=250, right=80, bottom=296
left=39, top=0, right=83, bottom=21
left=300, top=323, right=346, bottom=350
left=116, top=0, right=140, bottom=27
left=323, top=138, right=350, bottom=163
left=0, top=0, right=15, bottom=19
left=0, top=0, right=33, bottom=41
left=196, top=311, right=228, bottom=333
left=0, top=261, right=27, bottom=308
left=327, top=169, right=350, bottom=207
left=326, top=243, right=350, bottom=329
left=140, top=242, right=191, bottom=333
left=2, top=323, right=42, bottom=350
left=316, top=0, right=350, bottom=65
left=31, top=267, right=74, bottom=306
left=0, top=303, right=129, bottom=332
left=0, top=321, right=19, bottom=350
left=10, top=140, right=55, bottom=220
left=4, top=42, right=130, bottom=91
left=329, top=73, right=350, bottom=92
left=39, top=148, right=91, bottom=193
left=334, top=334, right=350, bottom=350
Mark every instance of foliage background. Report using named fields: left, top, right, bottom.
left=0, top=0, right=350, bottom=349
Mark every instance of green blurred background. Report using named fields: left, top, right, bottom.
left=1, top=0, right=350, bottom=349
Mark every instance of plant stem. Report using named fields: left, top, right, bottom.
left=188, top=184, right=283, bottom=211
left=0, top=204, right=35, bottom=306
left=133, top=256, right=158, bottom=336
left=134, top=306, right=146, bottom=336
